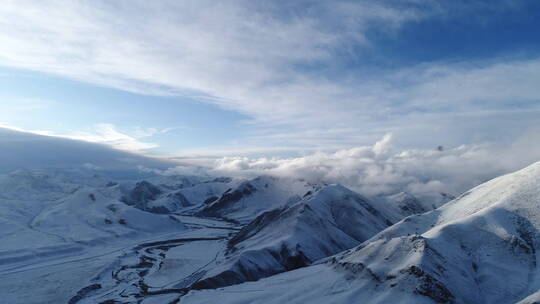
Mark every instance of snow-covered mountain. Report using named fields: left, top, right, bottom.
left=383, top=191, right=428, bottom=217
left=4, top=129, right=540, bottom=304
left=198, top=176, right=320, bottom=223
left=182, top=161, right=540, bottom=304
left=119, top=177, right=237, bottom=213
left=192, top=185, right=395, bottom=289
left=1, top=166, right=425, bottom=303
left=33, top=187, right=185, bottom=243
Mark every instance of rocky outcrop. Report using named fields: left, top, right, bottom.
left=121, top=180, right=162, bottom=209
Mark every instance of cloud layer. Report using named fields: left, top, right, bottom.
left=0, top=122, right=161, bottom=152
left=0, top=127, right=174, bottom=173
left=157, top=131, right=540, bottom=203
left=1, top=1, right=538, bottom=153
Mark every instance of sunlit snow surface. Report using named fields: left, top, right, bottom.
left=183, top=162, right=540, bottom=304
left=2, top=162, right=540, bottom=303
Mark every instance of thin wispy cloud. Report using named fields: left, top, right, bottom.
left=0, top=0, right=538, bottom=154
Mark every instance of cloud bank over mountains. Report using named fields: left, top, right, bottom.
left=0, top=127, right=173, bottom=173
left=149, top=130, right=540, bottom=201
left=1, top=1, right=539, bottom=201
left=0, top=122, right=163, bottom=152
left=3, top=124, right=539, bottom=204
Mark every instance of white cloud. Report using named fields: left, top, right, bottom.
left=0, top=1, right=537, bottom=211
left=0, top=125, right=175, bottom=173
left=82, top=163, right=102, bottom=170
left=159, top=132, right=540, bottom=203
left=0, top=1, right=538, bottom=153
left=66, top=124, right=159, bottom=151
left=0, top=122, right=159, bottom=152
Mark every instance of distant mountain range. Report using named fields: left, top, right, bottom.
left=2, top=127, right=540, bottom=303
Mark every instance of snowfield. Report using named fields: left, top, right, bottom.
left=183, top=161, right=540, bottom=304
left=2, top=161, right=540, bottom=303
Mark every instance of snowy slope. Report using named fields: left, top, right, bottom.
left=33, top=187, right=185, bottom=243
left=191, top=185, right=395, bottom=289
left=517, top=290, right=540, bottom=304
left=198, top=176, right=319, bottom=223
left=183, top=161, right=540, bottom=304
left=382, top=191, right=428, bottom=217
left=0, top=169, right=189, bottom=303
left=178, top=178, right=239, bottom=207
left=145, top=175, right=237, bottom=206
left=0, top=169, right=80, bottom=200
left=0, top=169, right=109, bottom=252
left=119, top=177, right=237, bottom=213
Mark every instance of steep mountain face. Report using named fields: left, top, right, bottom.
left=379, top=191, right=456, bottom=218
left=384, top=192, right=428, bottom=217
left=175, top=177, right=238, bottom=208
left=121, top=180, right=163, bottom=208
left=191, top=185, right=395, bottom=289
left=182, top=161, right=540, bottom=304
left=326, top=161, right=540, bottom=304
left=119, top=177, right=237, bottom=213
left=121, top=180, right=190, bottom=213
left=198, top=176, right=319, bottom=223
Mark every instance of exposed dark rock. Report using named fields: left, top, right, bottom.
left=191, top=243, right=310, bottom=290
left=207, top=177, right=232, bottom=183
left=197, top=185, right=394, bottom=291
left=121, top=181, right=162, bottom=209
left=203, top=196, right=218, bottom=205
left=440, top=192, right=456, bottom=202
left=390, top=192, right=427, bottom=216
left=400, top=198, right=425, bottom=214
left=106, top=204, right=117, bottom=212
left=68, top=283, right=102, bottom=304
left=405, top=266, right=454, bottom=303
left=332, top=261, right=382, bottom=284
left=120, top=181, right=192, bottom=214
left=98, top=300, right=124, bottom=304
left=227, top=207, right=284, bottom=252
left=167, top=191, right=191, bottom=207
left=147, top=206, right=170, bottom=214
left=198, top=182, right=257, bottom=217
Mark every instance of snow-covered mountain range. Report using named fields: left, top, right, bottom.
left=2, top=136, right=540, bottom=304
left=183, top=161, right=540, bottom=304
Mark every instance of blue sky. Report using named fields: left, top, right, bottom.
left=0, top=0, right=539, bottom=157
left=0, top=66, right=247, bottom=153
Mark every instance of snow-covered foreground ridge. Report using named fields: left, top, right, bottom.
left=1, top=161, right=540, bottom=303
left=183, top=161, right=540, bottom=304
